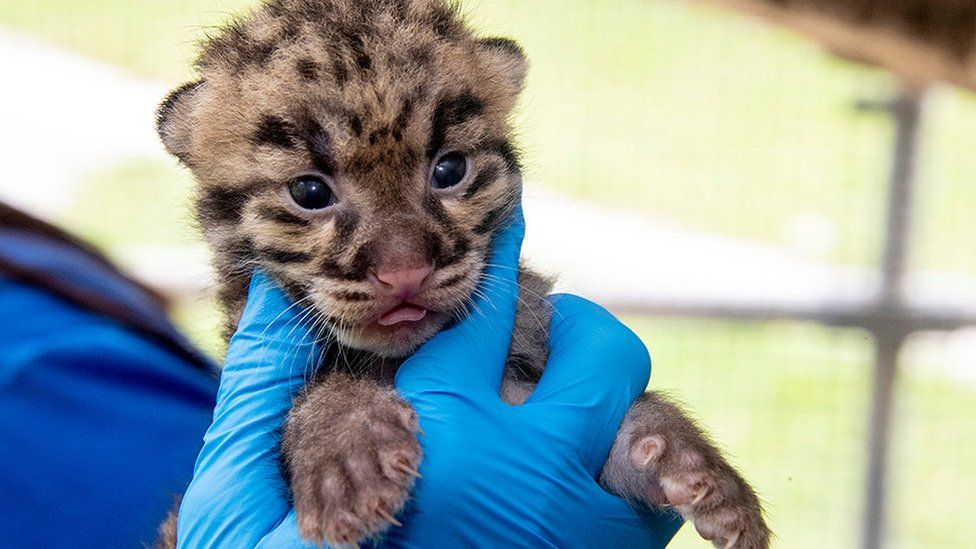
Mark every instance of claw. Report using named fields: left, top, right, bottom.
left=722, top=529, right=741, bottom=549
left=393, top=459, right=422, bottom=478
left=403, top=466, right=423, bottom=478
left=377, top=507, right=402, bottom=527
left=692, top=485, right=711, bottom=505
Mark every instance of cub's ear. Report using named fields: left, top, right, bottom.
left=478, top=37, right=528, bottom=94
left=156, top=80, right=205, bottom=165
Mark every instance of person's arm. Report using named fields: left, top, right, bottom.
left=176, top=211, right=682, bottom=548
left=0, top=278, right=217, bottom=548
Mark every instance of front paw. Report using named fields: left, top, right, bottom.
left=286, top=392, right=422, bottom=546
left=630, top=434, right=770, bottom=549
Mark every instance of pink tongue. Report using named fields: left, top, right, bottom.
left=378, top=304, right=428, bottom=326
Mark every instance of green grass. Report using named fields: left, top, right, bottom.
left=3, top=1, right=975, bottom=547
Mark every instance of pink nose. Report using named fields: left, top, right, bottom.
left=372, top=265, right=433, bottom=298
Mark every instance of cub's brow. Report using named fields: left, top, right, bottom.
left=251, top=106, right=355, bottom=175
left=427, top=91, right=485, bottom=159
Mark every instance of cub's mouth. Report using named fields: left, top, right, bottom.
left=310, top=265, right=474, bottom=358
left=377, top=302, right=428, bottom=326
left=335, top=300, right=451, bottom=358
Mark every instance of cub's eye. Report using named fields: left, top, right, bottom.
left=431, top=152, right=468, bottom=190
left=288, top=176, right=336, bottom=210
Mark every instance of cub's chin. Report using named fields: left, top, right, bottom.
left=332, top=309, right=451, bottom=358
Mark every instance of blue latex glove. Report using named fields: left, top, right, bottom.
left=177, top=210, right=683, bottom=548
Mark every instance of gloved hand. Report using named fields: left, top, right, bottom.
left=176, top=209, right=683, bottom=548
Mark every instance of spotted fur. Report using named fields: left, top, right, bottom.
left=155, top=1, right=769, bottom=547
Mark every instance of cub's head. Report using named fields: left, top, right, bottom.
left=158, top=0, right=527, bottom=356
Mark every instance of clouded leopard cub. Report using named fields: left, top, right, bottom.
left=156, top=0, right=769, bottom=547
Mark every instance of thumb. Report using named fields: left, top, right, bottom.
left=580, top=484, right=684, bottom=548
left=178, top=271, right=323, bottom=547
left=213, top=269, right=322, bottom=416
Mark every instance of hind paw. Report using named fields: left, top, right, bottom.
left=630, top=434, right=771, bottom=549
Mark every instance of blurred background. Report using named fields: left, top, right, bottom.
left=0, top=1, right=973, bottom=547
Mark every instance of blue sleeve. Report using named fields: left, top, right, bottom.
left=0, top=279, right=218, bottom=548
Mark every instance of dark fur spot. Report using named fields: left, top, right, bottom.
left=259, top=247, right=311, bottom=264
left=332, top=290, right=372, bottom=302
left=438, top=235, right=470, bottom=268
left=435, top=271, right=467, bottom=290
left=320, top=259, right=344, bottom=278
left=479, top=37, right=525, bottom=58
left=472, top=139, right=520, bottom=173
left=254, top=115, right=296, bottom=148
left=474, top=206, right=508, bottom=235
left=423, top=194, right=454, bottom=230
left=428, top=92, right=486, bottom=158
left=294, top=0, right=336, bottom=20
left=245, top=40, right=277, bottom=68
left=331, top=57, right=350, bottom=86
left=356, top=51, right=373, bottom=71
left=197, top=186, right=247, bottom=224
left=332, top=210, right=359, bottom=243
left=497, top=141, right=522, bottom=173
left=426, top=228, right=470, bottom=268
left=392, top=96, right=416, bottom=141
left=429, top=4, right=463, bottom=39
left=409, top=46, right=432, bottom=67
left=298, top=117, right=338, bottom=175
left=320, top=243, right=372, bottom=281
left=425, top=231, right=444, bottom=263
left=230, top=236, right=256, bottom=259
left=349, top=114, right=364, bottom=137
left=463, top=165, right=501, bottom=198
left=347, top=244, right=373, bottom=280
left=257, top=206, right=310, bottom=227
left=297, top=58, right=319, bottom=80
left=368, top=127, right=389, bottom=146
left=339, top=27, right=373, bottom=75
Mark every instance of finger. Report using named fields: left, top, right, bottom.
left=177, top=270, right=324, bottom=547
left=255, top=510, right=319, bottom=549
left=396, top=205, right=524, bottom=399
left=577, top=482, right=684, bottom=548
left=213, top=270, right=322, bottom=416
left=524, top=294, right=651, bottom=472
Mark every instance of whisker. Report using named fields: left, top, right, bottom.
left=258, top=293, right=316, bottom=342
left=477, top=271, right=552, bottom=340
